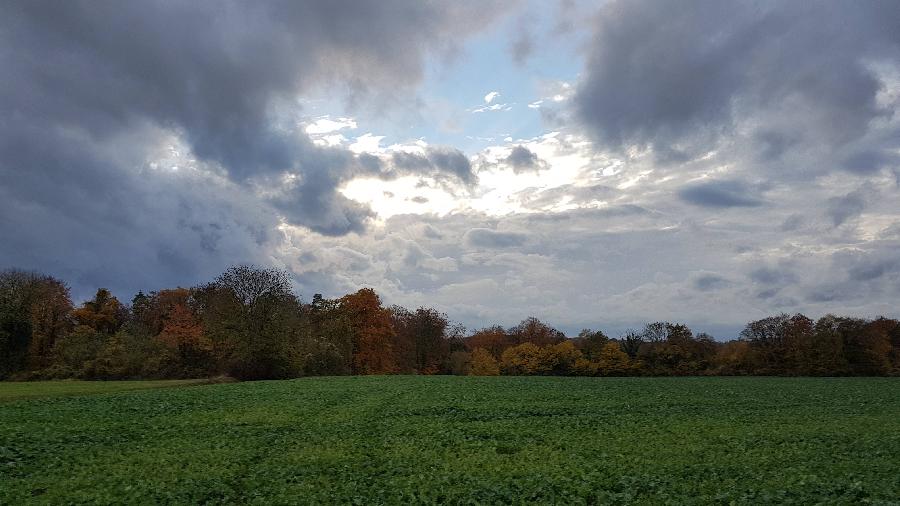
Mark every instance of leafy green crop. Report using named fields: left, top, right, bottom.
left=0, top=380, right=211, bottom=402
left=2, top=377, right=899, bottom=504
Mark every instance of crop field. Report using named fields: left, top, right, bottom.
left=0, top=379, right=212, bottom=403
left=2, top=377, right=899, bottom=504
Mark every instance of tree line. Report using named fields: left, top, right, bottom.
left=1, top=266, right=898, bottom=380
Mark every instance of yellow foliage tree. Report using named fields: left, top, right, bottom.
left=596, top=342, right=632, bottom=376
left=548, top=340, right=582, bottom=374
left=500, top=342, right=551, bottom=375
left=572, top=357, right=599, bottom=376
left=469, top=347, right=500, bottom=376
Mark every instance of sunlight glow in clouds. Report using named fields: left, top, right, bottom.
left=304, top=116, right=358, bottom=134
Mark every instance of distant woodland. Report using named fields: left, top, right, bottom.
left=2, top=266, right=898, bottom=380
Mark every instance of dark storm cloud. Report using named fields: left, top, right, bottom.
left=509, top=14, right=536, bottom=65
left=833, top=249, right=900, bottom=282
left=802, top=246, right=900, bottom=304
left=678, top=180, right=764, bottom=208
left=390, top=147, right=476, bottom=184
left=464, top=228, right=527, bottom=248
left=574, top=0, right=900, bottom=157
left=693, top=273, right=731, bottom=292
left=0, top=130, right=278, bottom=300
left=848, top=257, right=899, bottom=282
left=505, top=145, right=546, bottom=173
left=841, top=150, right=896, bottom=175
left=749, top=266, right=796, bottom=286
left=5, top=2, right=468, bottom=180
left=0, top=0, right=507, bottom=298
left=825, top=190, right=867, bottom=227
left=425, top=148, right=476, bottom=184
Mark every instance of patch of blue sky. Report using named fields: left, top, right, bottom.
left=300, top=0, right=589, bottom=155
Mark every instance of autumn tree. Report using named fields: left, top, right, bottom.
left=0, top=299, right=30, bottom=378
left=340, top=288, right=397, bottom=375
left=469, top=347, right=499, bottom=376
left=0, top=270, right=73, bottom=376
left=71, top=288, right=127, bottom=335
left=877, top=317, right=900, bottom=373
left=509, top=317, right=566, bottom=346
left=500, top=342, right=551, bottom=375
left=833, top=316, right=892, bottom=375
left=596, top=342, right=632, bottom=376
left=642, top=321, right=672, bottom=343
left=36, top=287, right=125, bottom=378
left=392, top=306, right=450, bottom=374
left=196, top=265, right=302, bottom=380
left=574, top=329, right=609, bottom=360
left=26, top=277, right=73, bottom=369
left=634, top=322, right=707, bottom=375
left=619, top=331, right=643, bottom=359
left=154, top=289, right=212, bottom=376
left=447, top=351, right=471, bottom=375
left=466, top=326, right=511, bottom=357
left=548, top=340, right=583, bottom=375
left=714, top=340, right=752, bottom=375
left=302, top=293, right=353, bottom=376
left=572, top=356, right=599, bottom=376
left=740, top=314, right=793, bottom=374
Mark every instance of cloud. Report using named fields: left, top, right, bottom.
left=484, top=91, right=501, bottom=104
left=509, top=15, right=535, bottom=65
left=464, top=228, right=527, bottom=248
left=422, top=225, right=444, bottom=240
left=749, top=266, right=796, bottom=286
left=305, top=117, right=358, bottom=135
left=505, top=145, right=543, bottom=172
left=0, top=0, right=508, bottom=297
left=825, top=190, right=867, bottom=227
left=692, top=273, right=731, bottom=291
left=847, top=255, right=899, bottom=282
left=678, top=180, right=764, bottom=208
left=390, top=147, right=476, bottom=184
left=350, top=134, right=387, bottom=154
left=470, top=103, right=514, bottom=113
left=573, top=0, right=900, bottom=161
left=3, top=0, right=899, bottom=337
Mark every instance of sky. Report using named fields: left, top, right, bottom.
left=2, top=0, right=900, bottom=338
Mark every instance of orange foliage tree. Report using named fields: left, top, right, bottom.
left=71, top=288, right=127, bottom=335
left=157, top=298, right=210, bottom=353
left=340, top=288, right=398, bottom=375
left=466, top=326, right=510, bottom=357
left=509, top=317, right=566, bottom=346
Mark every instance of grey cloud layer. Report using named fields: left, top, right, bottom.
left=391, top=148, right=477, bottom=184
left=574, top=0, right=900, bottom=165
left=0, top=0, right=507, bottom=297
left=1, top=0, right=898, bottom=336
left=679, top=180, right=764, bottom=208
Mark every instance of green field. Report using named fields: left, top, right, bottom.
left=0, top=379, right=212, bottom=402
left=2, top=377, right=899, bottom=504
